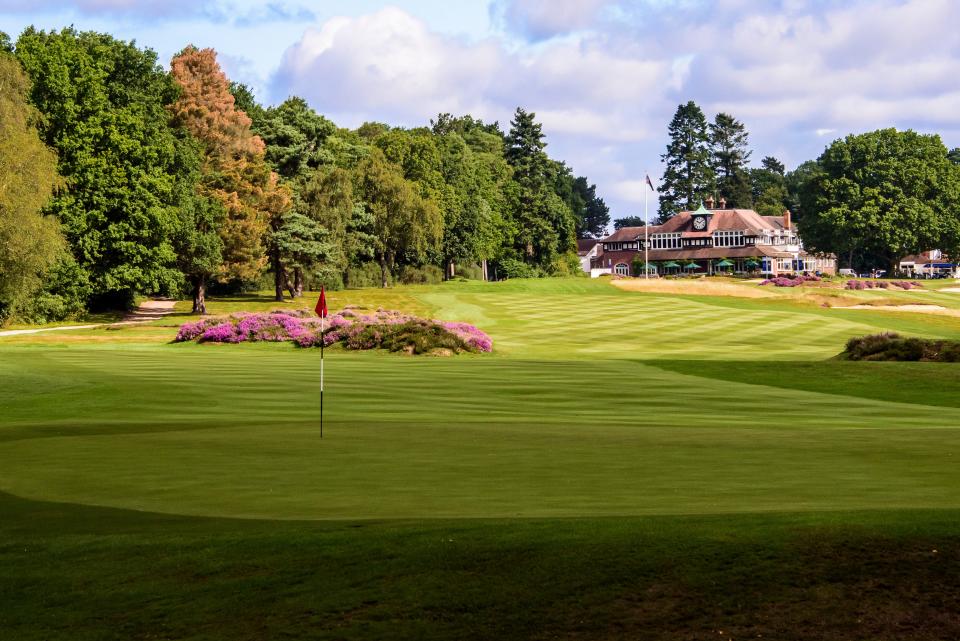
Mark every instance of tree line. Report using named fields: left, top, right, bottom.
left=618, top=100, right=960, bottom=275
left=0, top=27, right=610, bottom=322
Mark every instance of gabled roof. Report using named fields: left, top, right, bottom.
left=577, top=239, right=599, bottom=255
left=649, top=209, right=792, bottom=235
left=601, top=226, right=646, bottom=242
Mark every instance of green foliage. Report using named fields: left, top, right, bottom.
left=253, top=95, right=337, bottom=181
left=353, top=148, right=442, bottom=286
left=397, top=264, right=444, bottom=285
left=0, top=52, right=65, bottom=322
left=273, top=211, right=337, bottom=274
left=346, top=261, right=389, bottom=288
left=798, top=129, right=960, bottom=272
left=15, top=28, right=185, bottom=300
left=751, top=156, right=789, bottom=217
left=710, top=112, right=752, bottom=208
left=497, top=257, right=541, bottom=279
left=841, top=332, right=960, bottom=362
left=15, top=255, right=92, bottom=323
left=614, top=216, right=646, bottom=229
left=504, top=108, right=578, bottom=266
left=659, top=101, right=715, bottom=220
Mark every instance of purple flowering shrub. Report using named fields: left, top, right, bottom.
left=845, top=280, right=923, bottom=290
left=174, top=308, right=493, bottom=354
left=759, top=274, right=821, bottom=287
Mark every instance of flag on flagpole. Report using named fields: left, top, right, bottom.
left=645, top=174, right=655, bottom=191
left=315, top=286, right=328, bottom=318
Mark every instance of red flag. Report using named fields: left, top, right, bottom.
left=314, top=286, right=328, bottom=318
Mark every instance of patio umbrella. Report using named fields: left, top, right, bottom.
left=716, top=259, right=735, bottom=268
left=684, top=261, right=700, bottom=269
left=745, top=258, right=760, bottom=266
left=661, top=260, right=680, bottom=268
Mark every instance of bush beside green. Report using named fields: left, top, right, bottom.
left=840, top=332, right=960, bottom=362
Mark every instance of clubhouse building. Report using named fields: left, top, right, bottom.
left=590, top=198, right=836, bottom=277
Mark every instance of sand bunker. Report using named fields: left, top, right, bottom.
left=940, top=287, right=960, bottom=293
left=835, top=303, right=960, bottom=316
left=610, top=278, right=777, bottom=298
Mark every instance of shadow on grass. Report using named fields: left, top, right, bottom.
left=2, top=490, right=959, bottom=641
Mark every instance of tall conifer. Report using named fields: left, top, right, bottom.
left=710, top=112, right=752, bottom=208
left=658, top=101, right=714, bottom=221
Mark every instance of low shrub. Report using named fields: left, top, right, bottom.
left=345, top=262, right=388, bottom=288
left=457, top=264, right=484, bottom=281
left=759, top=274, right=821, bottom=287
left=398, top=264, right=444, bottom=285
left=174, top=309, right=493, bottom=355
left=498, top=258, right=541, bottom=279
left=840, top=332, right=960, bottom=362
left=845, top=280, right=922, bottom=291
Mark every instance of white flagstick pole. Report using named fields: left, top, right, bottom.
left=320, top=311, right=324, bottom=439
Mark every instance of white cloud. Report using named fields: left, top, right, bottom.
left=269, top=0, right=960, bottom=218
left=273, top=8, right=504, bottom=123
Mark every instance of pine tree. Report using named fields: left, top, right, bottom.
left=710, top=112, right=752, bottom=208
left=505, top=108, right=548, bottom=190
left=505, top=107, right=575, bottom=264
left=658, top=101, right=714, bottom=221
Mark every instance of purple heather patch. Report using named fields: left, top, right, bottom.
left=174, top=309, right=493, bottom=354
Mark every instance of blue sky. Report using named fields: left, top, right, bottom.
left=3, top=0, right=959, bottom=220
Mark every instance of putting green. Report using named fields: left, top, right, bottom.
left=2, top=278, right=960, bottom=520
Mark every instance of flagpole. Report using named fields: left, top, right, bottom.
left=644, top=173, right=650, bottom=279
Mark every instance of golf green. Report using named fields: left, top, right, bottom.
left=3, top=278, right=960, bottom=639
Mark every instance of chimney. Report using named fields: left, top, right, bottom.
left=783, top=209, right=792, bottom=230
left=705, top=195, right=715, bottom=209
left=719, top=196, right=727, bottom=209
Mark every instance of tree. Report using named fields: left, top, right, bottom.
left=15, top=28, right=186, bottom=307
left=353, top=149, right=442, bottom=287
left=949, top=148, right=960, bottom=165
left=228, top=82, right=264, bottom=123
left=659, top=101, right=714, bottom=221
left=710, top=112, right=752, bottom=208
left=300, top=167, right=374, bottom=287
left=751, top=156, right=789, bottom=217
left=614, top=216, right=646, bottom=230
left=784, top=160, right=819, bottom=220
left=253, top=96, right=337, bottom=182
left=798, top=129, right=960, bottom=274
left=504, top=108, right=576, bottom=265
left=169, top=46, right=274, bottom=312
left=0, top=52, right=64, bottom=322
left=576, top=178, right=610, bottom=238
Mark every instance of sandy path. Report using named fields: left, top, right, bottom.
left=0, top=299, right=177, bottom=337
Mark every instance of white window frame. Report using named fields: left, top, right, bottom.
left=650, top=233, right=682, bottom=249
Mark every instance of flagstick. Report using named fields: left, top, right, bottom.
left=320, top=313, right=324, bottom=439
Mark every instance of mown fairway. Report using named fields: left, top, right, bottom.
left=3, top=278, right=960, bottom=639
